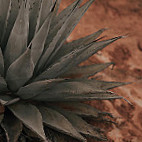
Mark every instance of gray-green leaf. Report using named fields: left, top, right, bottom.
left=28, top=0, right=42, bottom=42
left=4, top=1, right=29, bottom=70
left=1, top=0, right=21, bottom=50
left=45, top=0, right=95, bottom=67
left=51, top=28, right=106, bottom=62
left=0, top=0, right=10, bottom=41
left=80, top=79, right=130, bottom=90
left=38, top=106, right=86, bottom=142
left=36, top=0, right=82, bottom=72
left=8, top=102, right=46, bottom=141
left=17, top=79, right=64, bottom=100
left=34, top=45, right=87, bottom=81
left=37, top=0, right=53, bottom=30
left=73, top=36, right=123, bottom=67
left=61, top=63, right=113, bottom=78
left=6, top=49, right=34, bottom=91
left=31, top=12, right=52, bottom=65
left=52, top=108, right=106, bottom=140
left=55, top=102, right=100, bottom=118
left=33, top=91, right=122, bottom=102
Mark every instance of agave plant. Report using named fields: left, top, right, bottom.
left=0, top=0, right=129, bottom=141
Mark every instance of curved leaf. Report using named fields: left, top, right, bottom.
left=65, top=28, right=107, bottom=49
left=38, top=106, right=86, bottom=142
left=86, top=80, right=131, bottom=90
left=2, top=111, right=23, bottom=142
left=0, top=48, right=4, bottom=76
left=0, top=0, right=10, bottom=41
left=38, top=0, right=53, bottom=29
left=53, top=108, right=106, bottom=140
left=40, top=80, right=107, bottom=95
left=28, top=0, right=42, bottom=42
left=34, top=45, right=87, bottom=81
left=51, top=28, right=107, bottom=62
left=61, top=63, right=113, bottom=78
left=31, top=12, right=52, bottom=65
left=50, top=0, right=82, bottom=38
left=4, top=1, right=29, bottom=70
left=55, top=102, right=100, bottom=118
left=1, top=0, right=22, bottom=50
left=73, top=36, right=123, bottom=67
left=36, top=0, right=82, bottom=72
left=36, top=36, right=122, bottom=81
left=51, top=0, right=81, bottom=29
left=17, top=79, right=64, bottom=99
left=45, top=0, right=95, bottom=67
left=8, top=102, right=46, bottom=141
left=33, top=90, right=122, bottom=102
left=6, top=49, right=34, bottom=91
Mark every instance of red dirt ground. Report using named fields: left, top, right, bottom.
left=61, top=0, right=142, bottom=142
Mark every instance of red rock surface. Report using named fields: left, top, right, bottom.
left=60, top=0, right=142, bottom=142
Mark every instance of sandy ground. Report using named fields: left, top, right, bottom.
left=61, top=0, right=142, bottom=142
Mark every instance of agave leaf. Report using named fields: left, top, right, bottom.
left=17, top=79, right=64, bottom=100
left=45, top=0, right=95, bottom=67
left=31, top=12, right=52, bottom=65
left=39, top=80, right=108, bottom=95
left=38, top=0, right=53, bottom=29
left=8, top=102, right=46, bottom=141
left=34, top=45, right=87, bottom=81
left=44, top=0, right=82, bottom=52
left=28, top=0, right=42, bottom=42
left=6, top=48, right=34, bottom=92
left=0, top=77, right=8, bottom=92
left=1, top=0, right=22, bottom=50
left=64, top=28, right=107, bottom=49
left=55, top=102, right=113, bottom=118
left=55, top=102, right=100, bottom=118
left=0, top=48, right=4, bottom=76
left=51, top=29, right=106, bottom=63
left=51, top=0, right=81, bottom=29
left=73, top=36, right=123, bottom=67
left=35, top=0, right=60, bottom=34
left=38, top=106, right=86, bottom=142
left=53, top=37, right=122, bottom=75
left=0, top=0, right=10, bottom=41
left=61, top=62, right=113, bottom=78
left=33, top=90, right=122, bottom=102
left=36, top=0, right=82, bottom=72
left=50, top=0, right=82, bottom=37
left=4, top=1, right=29, bottom=70
left=2, top=111, right=23, bottom=142
left=86, top=80, right=131, bottom=90
left=76, top=79, right=130, bottom=90
left=35, top=37, right=122, bottom=81
left=52, top=107, right=106, bottom=141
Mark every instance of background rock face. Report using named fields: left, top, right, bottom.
left=61, top=0, right=142, bottom=142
